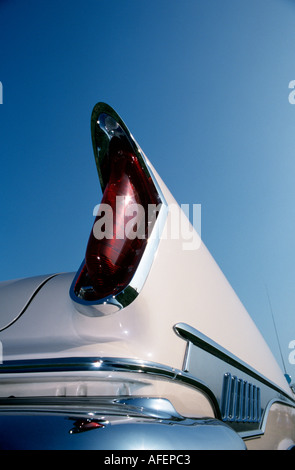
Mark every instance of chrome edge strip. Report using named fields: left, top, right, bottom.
left=174, top=322, right=295, bottom=441
left=69, top=103, right=168, bottom=314
left=0, top=356, right=221, bottom=418
left=174, top=322, right=295, bottom=401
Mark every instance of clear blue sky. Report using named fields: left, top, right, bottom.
left=1, top=0, right=295, bottom=379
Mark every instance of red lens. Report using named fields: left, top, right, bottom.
left=84, top=136, right=160, bottom=300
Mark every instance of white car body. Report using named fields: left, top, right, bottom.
left=0, top=103, right=294, bottom=450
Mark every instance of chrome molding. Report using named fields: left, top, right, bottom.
left=0, top=396, right=183, bottom=421
left=220, top=373, right=262, bottom=423
left=0, top=356, right=220, bottom=418
left=239, top=396, right=295, bottom=441
left=174, top=322, right=295, bottom=439
left=174, top=322, right=294, bottom=400
left=1, top=325, right=294, bottom=442
left=70, top=103, right=168, bottom=316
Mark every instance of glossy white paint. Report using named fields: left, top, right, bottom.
left=246, top=402, right=295, bottom=450
left=0, top=274, right=55, bottom=331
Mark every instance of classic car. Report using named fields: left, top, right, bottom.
left=0, top=102, right=294, bottom=450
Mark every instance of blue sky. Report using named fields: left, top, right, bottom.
left=1, top=0, right=295, bottom=379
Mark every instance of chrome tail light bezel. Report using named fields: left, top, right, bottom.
left=70, top=103, right=168, bottom=315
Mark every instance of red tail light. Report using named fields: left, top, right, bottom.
left=69, top=419, right=105, bottom=434
left=85, top=138, right=160, bottom=299
left=70, top=103, right=167, bottom=313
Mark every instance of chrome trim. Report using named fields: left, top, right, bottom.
left=220, top=373, right=262, bottom=423
left=259, top=397, right=295, bottom=435
left=70, top=103, right=168, bottom=315
left=0, top=396, right=183, bottom=421
left=182, top=340, right=192, bottom=373
left=113, top=397, right=184, bottom=420
left=1, top=354, right=293, bottom=443
left=239, top=397, right=295, bottom=441
left=174, top=322, right=295, bottom=400
left=0, top=356, right=220, bottom=418
left=174, top=322, right=295, bottom=441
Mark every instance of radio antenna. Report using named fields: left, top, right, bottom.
left=265, top=285, right=289, bottom=380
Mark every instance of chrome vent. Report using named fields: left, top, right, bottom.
left=221, top=373, right=262, bottom=423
